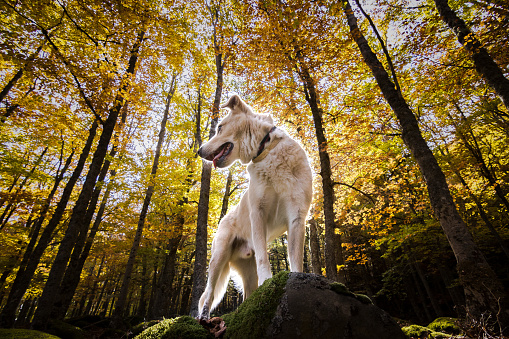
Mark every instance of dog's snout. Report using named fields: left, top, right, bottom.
left=197, top=146, right=203, bottom=157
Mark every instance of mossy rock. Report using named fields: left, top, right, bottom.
left=48, top=320, right=85, bottom=339
left=329, top=282, right=372, bottom=304
left=134, top=316, right=210, bottom=339
left=0, top=329, right=61, bottom=339
left=131, top=319, right=161, bottom=337
left=427, top=317, right=460, bottom=335
left=223, top=271, right=290, bottom=339
left=401, top=324, right=451, bottom=338
left=224, top=272, right=403, bottom=339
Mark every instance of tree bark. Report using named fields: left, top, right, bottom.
left=219, top=169, right=233, bottom=222
left=112, top=73, right=175, bottom=321
left=343, top=0, right=508, bottom=326
left=31, top=30, right=145, bottom=329
left=294, top=55, right=339, bottom=281
left=433, top=0, right=509, bottom=111
left=308, top=217, right=322, bottom=275
left=189, top=46, right=224, bottom=317
left=149, top=232, right=182, bottom=319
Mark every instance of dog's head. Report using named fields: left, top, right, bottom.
left=197, top=95, right=273, bottom=168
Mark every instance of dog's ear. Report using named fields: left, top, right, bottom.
left=221, top=95, right=241, bottom=111
left=221, top=94, right=251, bottom=115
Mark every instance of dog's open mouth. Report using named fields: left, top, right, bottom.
left=205, top=142, right=234, bottom=168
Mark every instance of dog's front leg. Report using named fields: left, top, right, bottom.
left=250, top=207, right=272, bottom=286
left=198, top=233, right=231, bottom=320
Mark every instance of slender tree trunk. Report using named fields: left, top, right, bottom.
left=433, top=0, right=509, bottom=111
left=55, top=176, right=116, bottom=318
left=189, top=48, right=224, bottom=317
left=441, top=146, right=509, bottom=260
left=308, top=217, right=322, bottom=275
left=294, top=56, right=338, bottom=281
left=112, top=73, right=175, bottom=322
left=343, top=0, right=508, bottom=326
left=31, top=30, right=145, bottom=329
left=0, top=146, right=48, bottom=229
left=219, top=169, right=233, bottom=221
left=0, top=44, right=43, bottom=105
left=51, top=104, right=128, bottom=319
left=149, top=232, right=182, bottom=318
left=449, top=107, right=509, bottom=210
left=0, top=121, right=98, bottom=328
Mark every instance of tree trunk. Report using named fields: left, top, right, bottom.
left=343, top=0, right=508, bottom=326
left=0, top=146, right=48, bottom=229
left=51, top=104, right=129, bottom=319
left=31, top=30, right=145, bottom=329
left=149, top=233, right=182, bottom=318
left=0, top=44, right=43, bottom=105
left=308, top=217, right=322, bottom=275
left=54, top=176, right=116, bottom=319
left=294, top=55, right=338, bottom=281
left=189, top=48, right=224, bottom=317
left=0, top=121, right=98, bottom=328
left=219, top=169, right=233, bottom=221
left=433, top=0, right=509, bottom=111
left=112, top=72, right=175, bottom=321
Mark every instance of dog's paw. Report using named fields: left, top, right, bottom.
left=198, top=306, right=210, bottom=322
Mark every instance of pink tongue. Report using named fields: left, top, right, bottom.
left=213, top=147, right=226, bottom=168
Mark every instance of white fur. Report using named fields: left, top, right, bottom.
left=197, top=95, right=313, bottom=319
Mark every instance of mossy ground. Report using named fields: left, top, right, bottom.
left=427, top=317, right=460, bottom=335
left=401, top=324, right=451, bottom=338
left=0, top=329, right=61, bottom=339
left=222, top=271, right=290, bottom=339
left=134, top=316, right=210, bottom=339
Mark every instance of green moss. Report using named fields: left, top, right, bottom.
left=354, top=293, right=373, bottom=304
left=48, top=320, right=85, bottom=339
left=131, top=320, right=161, bottom=337
left=134, top=316, right=210, bottom=339
left=427, top=317, right=460, bottom=335
left=401, top=324, right=451, bottom=338
left=330, top=282, right=355, bottom=297
left=0, top=329, right=61, bottom=339
left=223, top=271, right=290, bottom=339
left=330, top=282, right=372, bottom=304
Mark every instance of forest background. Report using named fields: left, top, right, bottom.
left=0, top=0, right=508, bottom=333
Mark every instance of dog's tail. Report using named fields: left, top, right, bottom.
left=211, top=263, right=231, bottom=311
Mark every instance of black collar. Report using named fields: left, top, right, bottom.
left=256, top=126, right=277, bottom=157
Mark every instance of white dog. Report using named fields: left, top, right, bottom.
left=197, top=95, right=313, bottom=319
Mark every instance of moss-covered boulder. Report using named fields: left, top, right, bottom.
left=427, top=317, right=460, bottom=335
left=224, top=272, right=405, bottom=339
left=0, top=329, right=61, bottom=339
left=401, top=324, right=451, bottom=338
left=223, top=271, right=290, bottom=338
left=134, top=316, right=210, bottom=339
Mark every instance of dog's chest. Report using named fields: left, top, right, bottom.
left=247, top=155, right=297, bottom=195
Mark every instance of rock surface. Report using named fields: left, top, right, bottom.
left=262, top=273, right=406, bottom=339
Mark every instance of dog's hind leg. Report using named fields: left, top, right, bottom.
left=286, top=205, right=307, bottom=272
left=198, top=236, right=232, bottom=320
left=250, top=207, right=273, bottom=286
left=231, top=255, right=258, bottom=301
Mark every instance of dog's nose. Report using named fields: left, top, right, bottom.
left=197, top=147, right=203, bottom=157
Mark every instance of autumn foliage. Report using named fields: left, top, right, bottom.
left=0, top=0, right=508, bottom=335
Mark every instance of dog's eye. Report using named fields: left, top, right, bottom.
left=217, top=125, right=222, bottom=133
